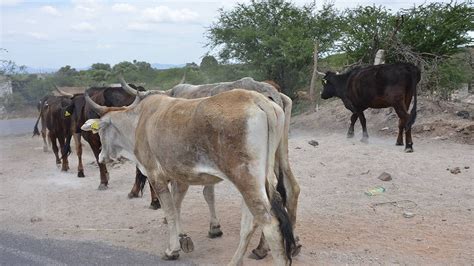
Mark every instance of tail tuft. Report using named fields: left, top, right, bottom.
left=271, top=191, right=296, bottom=264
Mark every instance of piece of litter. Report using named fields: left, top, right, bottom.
left=403, top=212, right=415, bottom=218
left=365, top=186, right=386, bottom=196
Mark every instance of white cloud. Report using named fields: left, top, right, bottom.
left=25, top=19, right=37, bottom=25
left=126, top=22, right=152, bottom=32
left=142, top=6, right=199, bottom=24
left=112, top=3, right=136, bottom=13
left=97, top=43, right=112, bottom=49
left=40, top=5, right=60, bottom=16
left=0, top=0, right=23, bottom=6
left=72, top=0, right=103, bottom=17
left=27, top=32, right=49, bottom=40
left=71, top=22, right=96, bottom=32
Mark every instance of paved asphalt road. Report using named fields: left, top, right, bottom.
left=0, top=118, right=37, bottom=137
left=0, top=231, right=193, bottom=265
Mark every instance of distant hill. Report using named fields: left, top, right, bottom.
left=151, top=63, right=185, bottom=69
left=24, top=63, right=185, bottom=74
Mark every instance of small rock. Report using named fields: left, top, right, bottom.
left=380, top=127, right=389, bottom=131
left=449, top=167, right=461, bottom=174
left=456, top=110, right=470, bottom=119
left=465, top=166, right=470, bottom=169
left=75, top=225, right=80, bottom=228
left=30, top=217, right=42, bottom=223
left=377, top=172, right=392, bottom=181
left=441, top=219, right=447, bottom=222
left=403, top=212, right=415, bottom=218
left=128, top=226, right=134, bottom=229
left=308, top=140, right=319, bottom=147
left=295, top=146, right=302, bottom=150
left=422, top=125, right=432, bottom=131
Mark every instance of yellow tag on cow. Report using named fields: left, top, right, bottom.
left=91, top=121, right=100, bottom=134
left=64, top=111, right=71, bottom=117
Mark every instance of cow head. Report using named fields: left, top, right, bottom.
left=320, top=72, right=339, bottom=99
left=81, top=93, right=139, bottom=163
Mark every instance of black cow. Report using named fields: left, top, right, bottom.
left=62, top=85, right=160, bottom=209
left=320, top=62, right=420, bottom=152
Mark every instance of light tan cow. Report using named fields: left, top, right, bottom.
left=82, top=89, right=296, bottom=265
left=120, top=77, right=301, bottom=259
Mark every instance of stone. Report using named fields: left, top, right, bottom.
left=377, top=172, right=392, bottom=181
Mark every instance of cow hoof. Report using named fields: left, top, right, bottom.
left=98, top=184, right=108, bottom=190
left=161, top=251, right=179, bottom=261
left=208, top=225, right=223, bottom=238
left=360, top=137, right=369, bottom=143
left=77, top=171, right=85, bottom=178
left=128, top=192, right=139, bottom=199
left=346, top=132, right=354, bottom=138
left=149, top=200, right=161, bottom=210
left=396, top=142, right=404, bottom=146
left=292, top=243, right=302, bottom=257
left=61, top=166, right=69, bottom=172
left=405, top=147, right=414, bottom=153
left=179, top=234, right=194, bottom=253
left=250, top=248, right=268, bottom=260
left=56, top=160, right=61, bottom=165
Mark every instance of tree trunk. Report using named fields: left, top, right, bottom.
left=309, top=41, right=319, bottom=111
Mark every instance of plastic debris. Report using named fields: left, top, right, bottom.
left=365, top=186, right=386, bottom=196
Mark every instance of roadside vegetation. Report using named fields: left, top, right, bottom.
left=1, top=1, right=472, bottom=114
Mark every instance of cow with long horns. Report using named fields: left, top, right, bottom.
left=119, top=76, right=301, bottom=259
left=81, top=89, right=296, bottom=265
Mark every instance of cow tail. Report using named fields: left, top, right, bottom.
left=406, top=67, right=420, bottom=129
left=136, top=168, right=147, bottom=196
left=259, top=98, right=295, bottom=264
left=62, top=135, right=72, bottom=158
left=33, top=102, right=43, bottom=136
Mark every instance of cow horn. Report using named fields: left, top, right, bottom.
left=317, top=70, right=326, bottom=76
left=85, top=93, right=108, bottom=116
left=127, top=95, right=141, bottom=109
left=54, top=85, right=74, bottom=98
left=118, top=75, right=148, bottom=98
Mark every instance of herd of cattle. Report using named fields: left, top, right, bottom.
left=32, top=62, right=420, bottom=265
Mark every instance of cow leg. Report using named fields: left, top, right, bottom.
left=73, top=133, right=84, bottom=177
left=41, top=128, right=49, bottom=152
left=229, top=200, right=258, bottom=266
left=149, top=180, right=161, bottom=210
left=151, top=179, right=181, bottom=260
left=358, top=111, right=369, bottom=142
left=49, top=133, right=61, bottom=165
left=203, top=185, right=223, bottom=238
left=394, top=105, right=413, bottom=152
left=404, top=96, right=414, bottom=152
left=89, top=142, right=109, bottom=190
left=171, top=181, right=194, bottom=253
left=347, top=113, right=358, bottom=138
left=128, top=168, right=143, bottom=198
left=58, top=136, right=69, bottom=171
left=396, top=117, right=404, bottom=146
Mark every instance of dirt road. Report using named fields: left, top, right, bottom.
left=0, top=127, right=472, bottom=265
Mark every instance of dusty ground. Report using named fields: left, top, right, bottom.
left=0, top=101, right=473, bottom=264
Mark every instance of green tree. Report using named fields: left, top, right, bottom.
left=207, top=0, right=342, bottom=95
left=340, top=5, right=395, bottom=63
left=200, top=55, right=219, bottom=71
left=399, top=2, right=473, bottom=56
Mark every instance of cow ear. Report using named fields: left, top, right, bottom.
left=81, top=119, right=103, bottom=134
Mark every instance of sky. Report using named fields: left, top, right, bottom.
left=0, top=0, right=457, bottom=70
